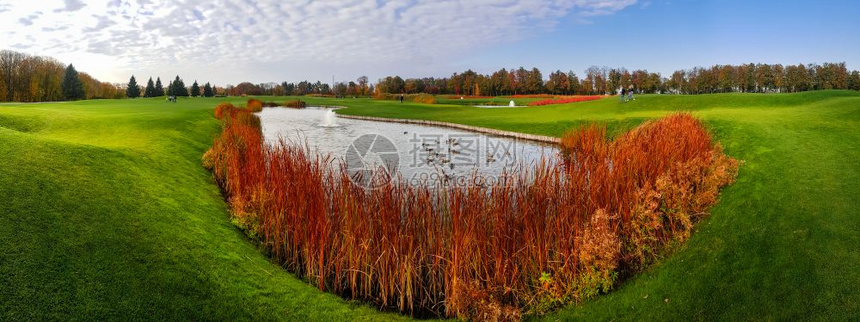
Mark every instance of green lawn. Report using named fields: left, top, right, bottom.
left=1, top=91, right=859, bottom=320
left=432, top=95, right=544, bottom=106
left=0, top=98, right=413, bottom=321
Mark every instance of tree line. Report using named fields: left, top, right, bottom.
left=125, top=75, right=217, bottom=98
left=5, top=47, right=859, bottom=102
left=224, top=76, right=374, bottom=98
left=375, top=63, right=860, bottom=96
left=0, top=50, right=123, bottom=102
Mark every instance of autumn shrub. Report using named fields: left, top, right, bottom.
left=283, top=100, right=307, bottom=108
left=528, top=96, right=603, bottom=106
left=445, top=95, right=494, bottom=99
left=203, top=109, right=738, bottom=320
left=373, top=93, right=437, bottom=103
left=247, top=98, right=264, bottom=112
left=213, top=102, right=234, bottom=119
left=508, top=94, right=555, bottom=99
left=412, top=94, right=436, bottom=104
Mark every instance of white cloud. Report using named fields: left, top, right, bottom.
left=0, top=0, right=637, bottom=84
left=54, top=0, right=87, bottom=12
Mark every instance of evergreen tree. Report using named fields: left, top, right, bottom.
left=171, top=75, right=188, bottom=96
left=61, top=64, right=85, bottom=101
left=190, top=80, right=200, bottom=97
left=203, top=82, right=214, bottom=97
left=155, top=77, right=164, bottom=96
left=167, top=80, right=175, bottom=96
left=144, top=77, right=155, bottom=97
left=127, top=75, right=141, bottom=98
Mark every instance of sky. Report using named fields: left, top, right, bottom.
left=1, top=0, right=858, bottom=86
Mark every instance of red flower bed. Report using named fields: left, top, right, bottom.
left=527, top=96, right=603, bottom=106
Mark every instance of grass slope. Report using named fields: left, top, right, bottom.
left=327, top=91, right=860, bottom=320
left=0, top=98, right=412, bottom=321
left=1, top=91, right=858, bottom=320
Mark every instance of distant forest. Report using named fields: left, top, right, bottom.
left=3, top=49, right=859, bottom=102
left=227, top=63, right=860, bottom=97
left=0, top=50, right=124, bottom=102
left=373, top=63, right=860, bottom=96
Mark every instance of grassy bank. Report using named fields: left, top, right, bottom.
left=328, top=91, right=860, bottom=320
left=0, top=98, right=411, bottom=320
left=1, top=91, right=858, bottom=320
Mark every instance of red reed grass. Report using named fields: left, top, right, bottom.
left=283, top=100, right=307, bottom=108
left=203, top=103, right=738, bottom=320
left=247, top=98, right=264, bottom=112
left=446, top=95, right=495, bottom=99
left=507, top=94, right=555, bottom=99
left=527, top=96, right=604, bottom=106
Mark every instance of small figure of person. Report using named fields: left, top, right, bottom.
left=628, top=85, right=635, bottom=101
left=399, top=95, right=404, bottom=103
left=620, top=87, right=626, bottom=103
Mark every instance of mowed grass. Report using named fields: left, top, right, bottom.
left=327, top=91, right=860, bottom=320
left=1, top=91, right=859, bottom=320
left=0, top=98, right=413, bottom=321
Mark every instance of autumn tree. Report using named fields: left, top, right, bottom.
left=585, top=66, right=608, bottom=95
left=608, top=68, right=622, bottom=94
left=0, top=50, right=116, bottom=102
left=357, top=76, right=369, bottom=96
left=333, top=82, right=347, bottom=97
left=488, top=68, right=509, bottom=96
left=79, top=72, right=121, bottom=99
left=403, top=78, right=419, bottom=94
left=848, top=71, right=860, bottom=91
left=0, top=50, right=25, bottom=101
left=627, top=69, right=641, bottom=92
left=545, top=70, right=569, bottom=95
left=524, top=67, right=543, bottom=94
left=229, top=82, right=262, bottom=96
left=567, top=71, right=581, bottom=95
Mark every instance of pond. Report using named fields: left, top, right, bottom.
left=257, top=107, right=559, bottom=187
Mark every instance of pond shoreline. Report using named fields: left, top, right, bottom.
left=334, top=113, right=561, bottom=144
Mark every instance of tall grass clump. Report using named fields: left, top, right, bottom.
left=412, top=94, right=437, bottom=104
left=246, top=98, right=264, bottom=112
left=283, top=100, right=307, bottom=109
left=373, top=93, right=437, bottom=104
left=203, top=106, right=738, bottom=320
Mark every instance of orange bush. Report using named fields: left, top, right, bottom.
left=213, top=102, right=234, bottom=119
left=412, top=94, right=437, bottom=104
left=445, top=95, right=494, bottom=99
left=283, top=100, right=307, bottom=108
left=508, top=94, right=554, bottom=99
left=527, top=96, right=603, bottom=106
left=247, top=98, right=263, bottom=112
left=203, top=110, right=738, bottom=319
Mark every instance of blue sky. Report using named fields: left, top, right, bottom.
left=1, top=0, right=857, bottom=85
left=463, top=0, right=860, bottom=78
